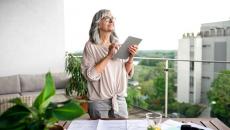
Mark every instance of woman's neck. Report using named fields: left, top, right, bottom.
left=100, top=31, right=111, bottom=45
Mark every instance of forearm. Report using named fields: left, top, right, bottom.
left=95, top=56, right=110, bottom=73
left=125, top=57, right=134, bottom=74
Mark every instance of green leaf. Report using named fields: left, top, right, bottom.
left=0, top=105, right=30, bottom=129
left=33, top=72, right=55, bottom=112
left=52, top=100, right=84, bottom=120
left=9, top=98, right=24, bottom=105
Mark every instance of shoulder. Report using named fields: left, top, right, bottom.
left=84, top=40, right=95, bottom=48
left=84, top=41, right=97, bottom=51
left=83, top=40, right=98, bottom=54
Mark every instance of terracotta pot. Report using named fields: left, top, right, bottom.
left=80, top=101, right=88, bottom=113
left=75, top=96, right=88, bottom=113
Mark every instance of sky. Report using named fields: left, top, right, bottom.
left=64, top=0, right=230, bottom=52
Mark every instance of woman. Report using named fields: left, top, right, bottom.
left=81, top=9, right=138, bottom=119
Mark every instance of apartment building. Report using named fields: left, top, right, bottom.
left=177, top=20, right=230, bottom=104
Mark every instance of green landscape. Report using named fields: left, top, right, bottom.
left=127, top=50, right=206, bottom=118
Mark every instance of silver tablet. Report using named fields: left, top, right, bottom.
left=113, top=36, right=142, bottom=59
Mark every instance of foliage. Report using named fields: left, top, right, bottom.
left=168, top=102, right=206, bottom=117
left=208, top=70, right=230, bottom=127
left=132, top=65, right=155, bottom=82
left=143, top=62, right=176, bottom=111
left=0, top=72, right=85, bottom=130
left=126, top=87, right=148, bottom=109
left=65, top=53, right=87, bottom=97
left=131, top=58, right=205, bottom=118
left=136, top=50, right=176, bottom=59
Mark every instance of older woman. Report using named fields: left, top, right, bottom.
left=81, top=9, right=138, bottom=119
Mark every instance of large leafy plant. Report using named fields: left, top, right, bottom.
left=0, top=72, right=84, bottom=130
left=65, top=53, right=87, bottom=97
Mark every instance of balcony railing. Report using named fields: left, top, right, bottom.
left=132, top=56, right=230, bottom=118
left=74, top=54, right=230, bottom=127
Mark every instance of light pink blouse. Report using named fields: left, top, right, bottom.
left=81, top=41, right=134, bottom=111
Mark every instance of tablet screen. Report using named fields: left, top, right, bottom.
left=113, top=36, right=142, bottom=59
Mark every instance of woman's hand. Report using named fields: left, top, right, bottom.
left=107, top=43, right=119, bottom=59
left=128, top=44, right=138, bottom=60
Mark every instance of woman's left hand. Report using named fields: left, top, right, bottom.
left=128, top=44, right=138, bottom=58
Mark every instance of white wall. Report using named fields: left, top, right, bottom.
left=177, top=38, right=191, bottom=103
left=193, top=37, right=202, bottom=103
left=0, top=0, right=65, bottom=76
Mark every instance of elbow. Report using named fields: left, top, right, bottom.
left=86, top=67, right=101, bottom=81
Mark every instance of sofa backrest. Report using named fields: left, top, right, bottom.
left=20, top=74, right=45, bottom=92
left=53, top=73, right=69, bottom=89
left=0, top=75, right=21, bottom=95
left=20, top=73, right=69, bottom=92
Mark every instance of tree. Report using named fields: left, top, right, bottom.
left=145, top=62, right=176, bottom=111
left=208, top=70, right=230, bottom=127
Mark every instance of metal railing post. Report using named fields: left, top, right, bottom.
left=165, top=59, right=169, bottom=117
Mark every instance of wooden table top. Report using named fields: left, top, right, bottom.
left=60, top=118, right=229, bottom=130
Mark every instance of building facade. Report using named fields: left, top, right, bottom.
left=177, top=20, right=230, bottom=104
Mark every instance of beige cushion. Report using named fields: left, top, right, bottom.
left=0, top=75, right=21, bottom=94
left=53, top=73, right=69, bottom=89
left=20, top=74, right=45, bottom=92
left=20, top=73, right=69, bottom=92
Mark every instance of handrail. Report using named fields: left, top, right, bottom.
left=75, top=55, right=230, bottom=63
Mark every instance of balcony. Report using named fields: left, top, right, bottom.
left=67, top=54, right=230, bottom=129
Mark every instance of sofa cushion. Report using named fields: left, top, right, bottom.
left=20, top=73, right=69, bottom=92
left=53, top=73, right=69, bottom=89
left=0, top=75, right=21, bottom=95
left=20, top=74, right=45, bottom=92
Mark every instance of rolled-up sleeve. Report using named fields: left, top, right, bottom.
left=81, top=43, right=101, bottom=82
left=86, top=66, right=101, bottom=81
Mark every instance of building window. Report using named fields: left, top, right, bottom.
left=190, top=61, right=194, bottom=70
left=202, top=44, right=211, bottom=47
left=226, top=27, right=230, bottom=36
left=202, top=76, right=210, bottom=79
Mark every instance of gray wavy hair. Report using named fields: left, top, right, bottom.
left=89, top=9, right=119, bottom=44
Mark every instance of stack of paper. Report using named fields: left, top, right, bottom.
left=67, top=119, right=148, bottom=130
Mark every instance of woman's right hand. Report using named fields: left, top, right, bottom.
left=107, top=43, right=118, bottom=59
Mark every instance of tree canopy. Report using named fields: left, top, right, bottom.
left=208, top=70, right=230, bottom=127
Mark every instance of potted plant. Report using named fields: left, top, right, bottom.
left=0, top=72, right=85, bottom=130
left=65, top=53, right=88, bottom=112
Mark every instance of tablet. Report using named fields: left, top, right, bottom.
left=113, top=36, right=142, bottom=59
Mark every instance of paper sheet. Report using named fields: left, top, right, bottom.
left=67, top=120, right=98, bottom=130
left=67, top=119, right=147, bottom=130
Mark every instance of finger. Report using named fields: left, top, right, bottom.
left=129, top=46, right=137, bottom=52
left=114, top=44, right=119, bottom=49
left=129, top=49, right=136, bottom=55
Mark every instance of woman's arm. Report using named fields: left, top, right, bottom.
left=125, top=45, right=138, bottom=75
left=95, top=43, right=118, bottom=73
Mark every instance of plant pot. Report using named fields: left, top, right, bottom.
left=49, top=125, right=64, bottom=130
left=76, top=96, right=88, bottom=113
left=80, top=101, right=88, bottom=113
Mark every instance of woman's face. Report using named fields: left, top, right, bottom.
left=98, top=12, right=115, bottom=32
